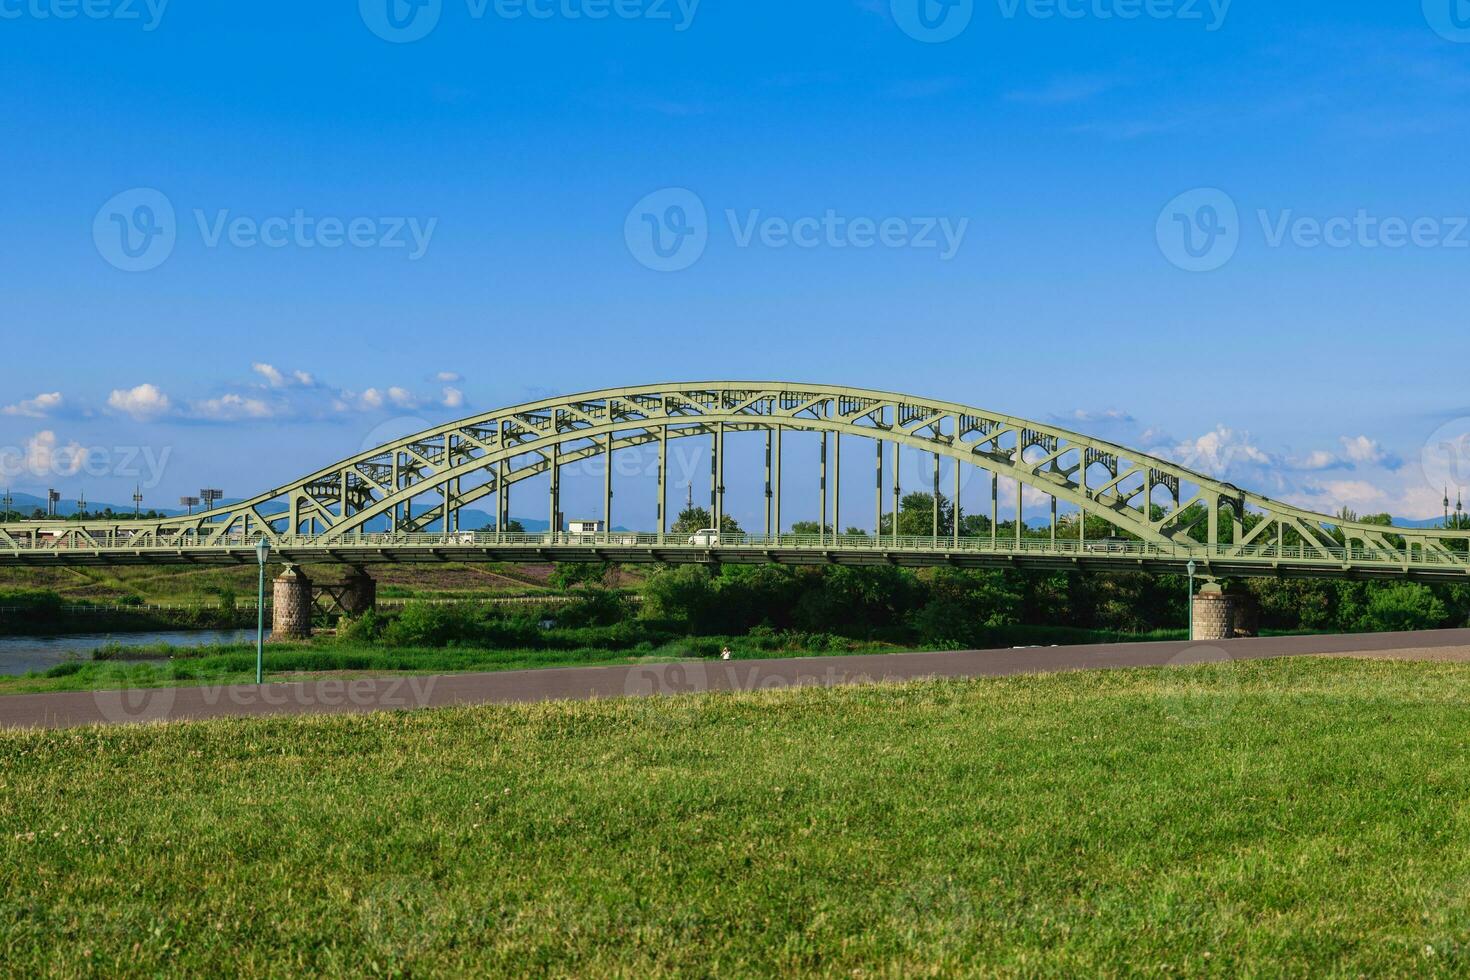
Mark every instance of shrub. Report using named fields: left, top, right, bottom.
left=337, top=609, right=387, bottom=644
left=1358, top=584, right=1448, bottom=633
left=382, top=602, right=485, bottom=647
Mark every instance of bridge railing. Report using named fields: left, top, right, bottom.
left=3, top=527, right=1467, bottom=571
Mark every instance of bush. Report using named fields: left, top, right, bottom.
left=1358, top=584, right=1448, bottom=633
left=382, top=602, right=486, bottom=647
left=336, top=608, right=386, bottom=644
left=556, top=589, right=630, bottom=628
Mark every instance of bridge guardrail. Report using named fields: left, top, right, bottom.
left=2, top=528, right=1466, bottom=572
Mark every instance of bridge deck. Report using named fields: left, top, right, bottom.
left=1, top=531, right=1466, bottom=582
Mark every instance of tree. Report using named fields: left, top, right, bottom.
left=790, top=521, right=832, bottom=535
left=671, top=506, right=741, bottom=534
left=877, top=492, right=955, bottom=537
left=550, top=562, right=614, bottom=592
left=1358, top=583, right=1447, bottom=633
left=480, top=519, right=525, bottom=533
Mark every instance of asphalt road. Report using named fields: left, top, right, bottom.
left=4, top=628, right=1470, bottom=730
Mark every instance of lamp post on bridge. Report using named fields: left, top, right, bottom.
left=254, top=537, right=270, bottom=685
left=1186, top=559, right=1197, bottom=642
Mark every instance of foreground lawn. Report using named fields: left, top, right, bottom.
left=4, top=658, right=1470, bottom=975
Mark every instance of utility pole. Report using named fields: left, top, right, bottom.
left=1, top=488, right=10, bottom=523
left=133, top=485, right=143, bottom=519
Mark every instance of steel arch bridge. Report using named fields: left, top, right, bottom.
left=3, top=382, right=1467, bottom=581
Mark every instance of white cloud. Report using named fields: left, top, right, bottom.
left=1, top=392, right=64, bottom=419
left=1148, top=425, right=1273, bottom=477
left=1287, top=476, right=1449, bottom=522
left=1285, top=435, right=1402, bottom=473
left=1064, top=408, right=1134, bottom=425
left=187, top=394, right=277, bottom=421
left=441, top=386, right=464, bottom=409
left=1340, top=434, right=1399, bottom=469
left=252, top=362, right=286, bottom=387
left=252, top=363, right=316, bottom=389
left=1288, top=449, right=1344, bottom=471
left=435, top=371, right=462, bottom=383
left=9, top=431, right=90, bottom=478
left=107, top=383, right=172, bottom=421
left=387, top=387, right=417, bottom=409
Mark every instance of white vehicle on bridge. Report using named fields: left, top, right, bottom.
left=687, top=529, right=721, bottom=547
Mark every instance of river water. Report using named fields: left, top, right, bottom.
left=0, top=629, right=268, bottom=677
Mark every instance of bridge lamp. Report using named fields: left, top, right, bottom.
left=1186, top=559, right=1197, bottom=641
left=254, top=537, right=270, bottom=685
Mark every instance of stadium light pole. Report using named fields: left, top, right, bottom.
left=254, top=538, right=270, bottom=685
left=1186, top=559, right=1196, bottom=642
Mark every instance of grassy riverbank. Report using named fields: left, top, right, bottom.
left=0, top=623, right=1192, bottom=695
left=4, top=658, right=1469, bottom=974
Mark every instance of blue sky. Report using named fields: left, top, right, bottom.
left=4, top=0, right=1470, bottom=524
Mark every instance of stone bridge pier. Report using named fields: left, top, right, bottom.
left=272, top=566, right=314, bottom=640
left=1191, top=582, right=1235, bottom=642
left=271, top=566, right=378, bottom=640
left=336, top=567, right=378, bottom=617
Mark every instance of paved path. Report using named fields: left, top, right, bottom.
left=4, top=629, right=1470, bottom=730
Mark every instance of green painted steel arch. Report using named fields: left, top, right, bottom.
left=1, top=382, right=1462, bottom=568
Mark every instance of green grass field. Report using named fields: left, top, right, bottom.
left=4, top=657, right=1469, bottom=975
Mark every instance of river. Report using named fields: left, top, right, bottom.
left=0, top=629, right=269, bottom=677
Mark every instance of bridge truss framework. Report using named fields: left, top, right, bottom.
left=2, top=383, right=1466, bottom=581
